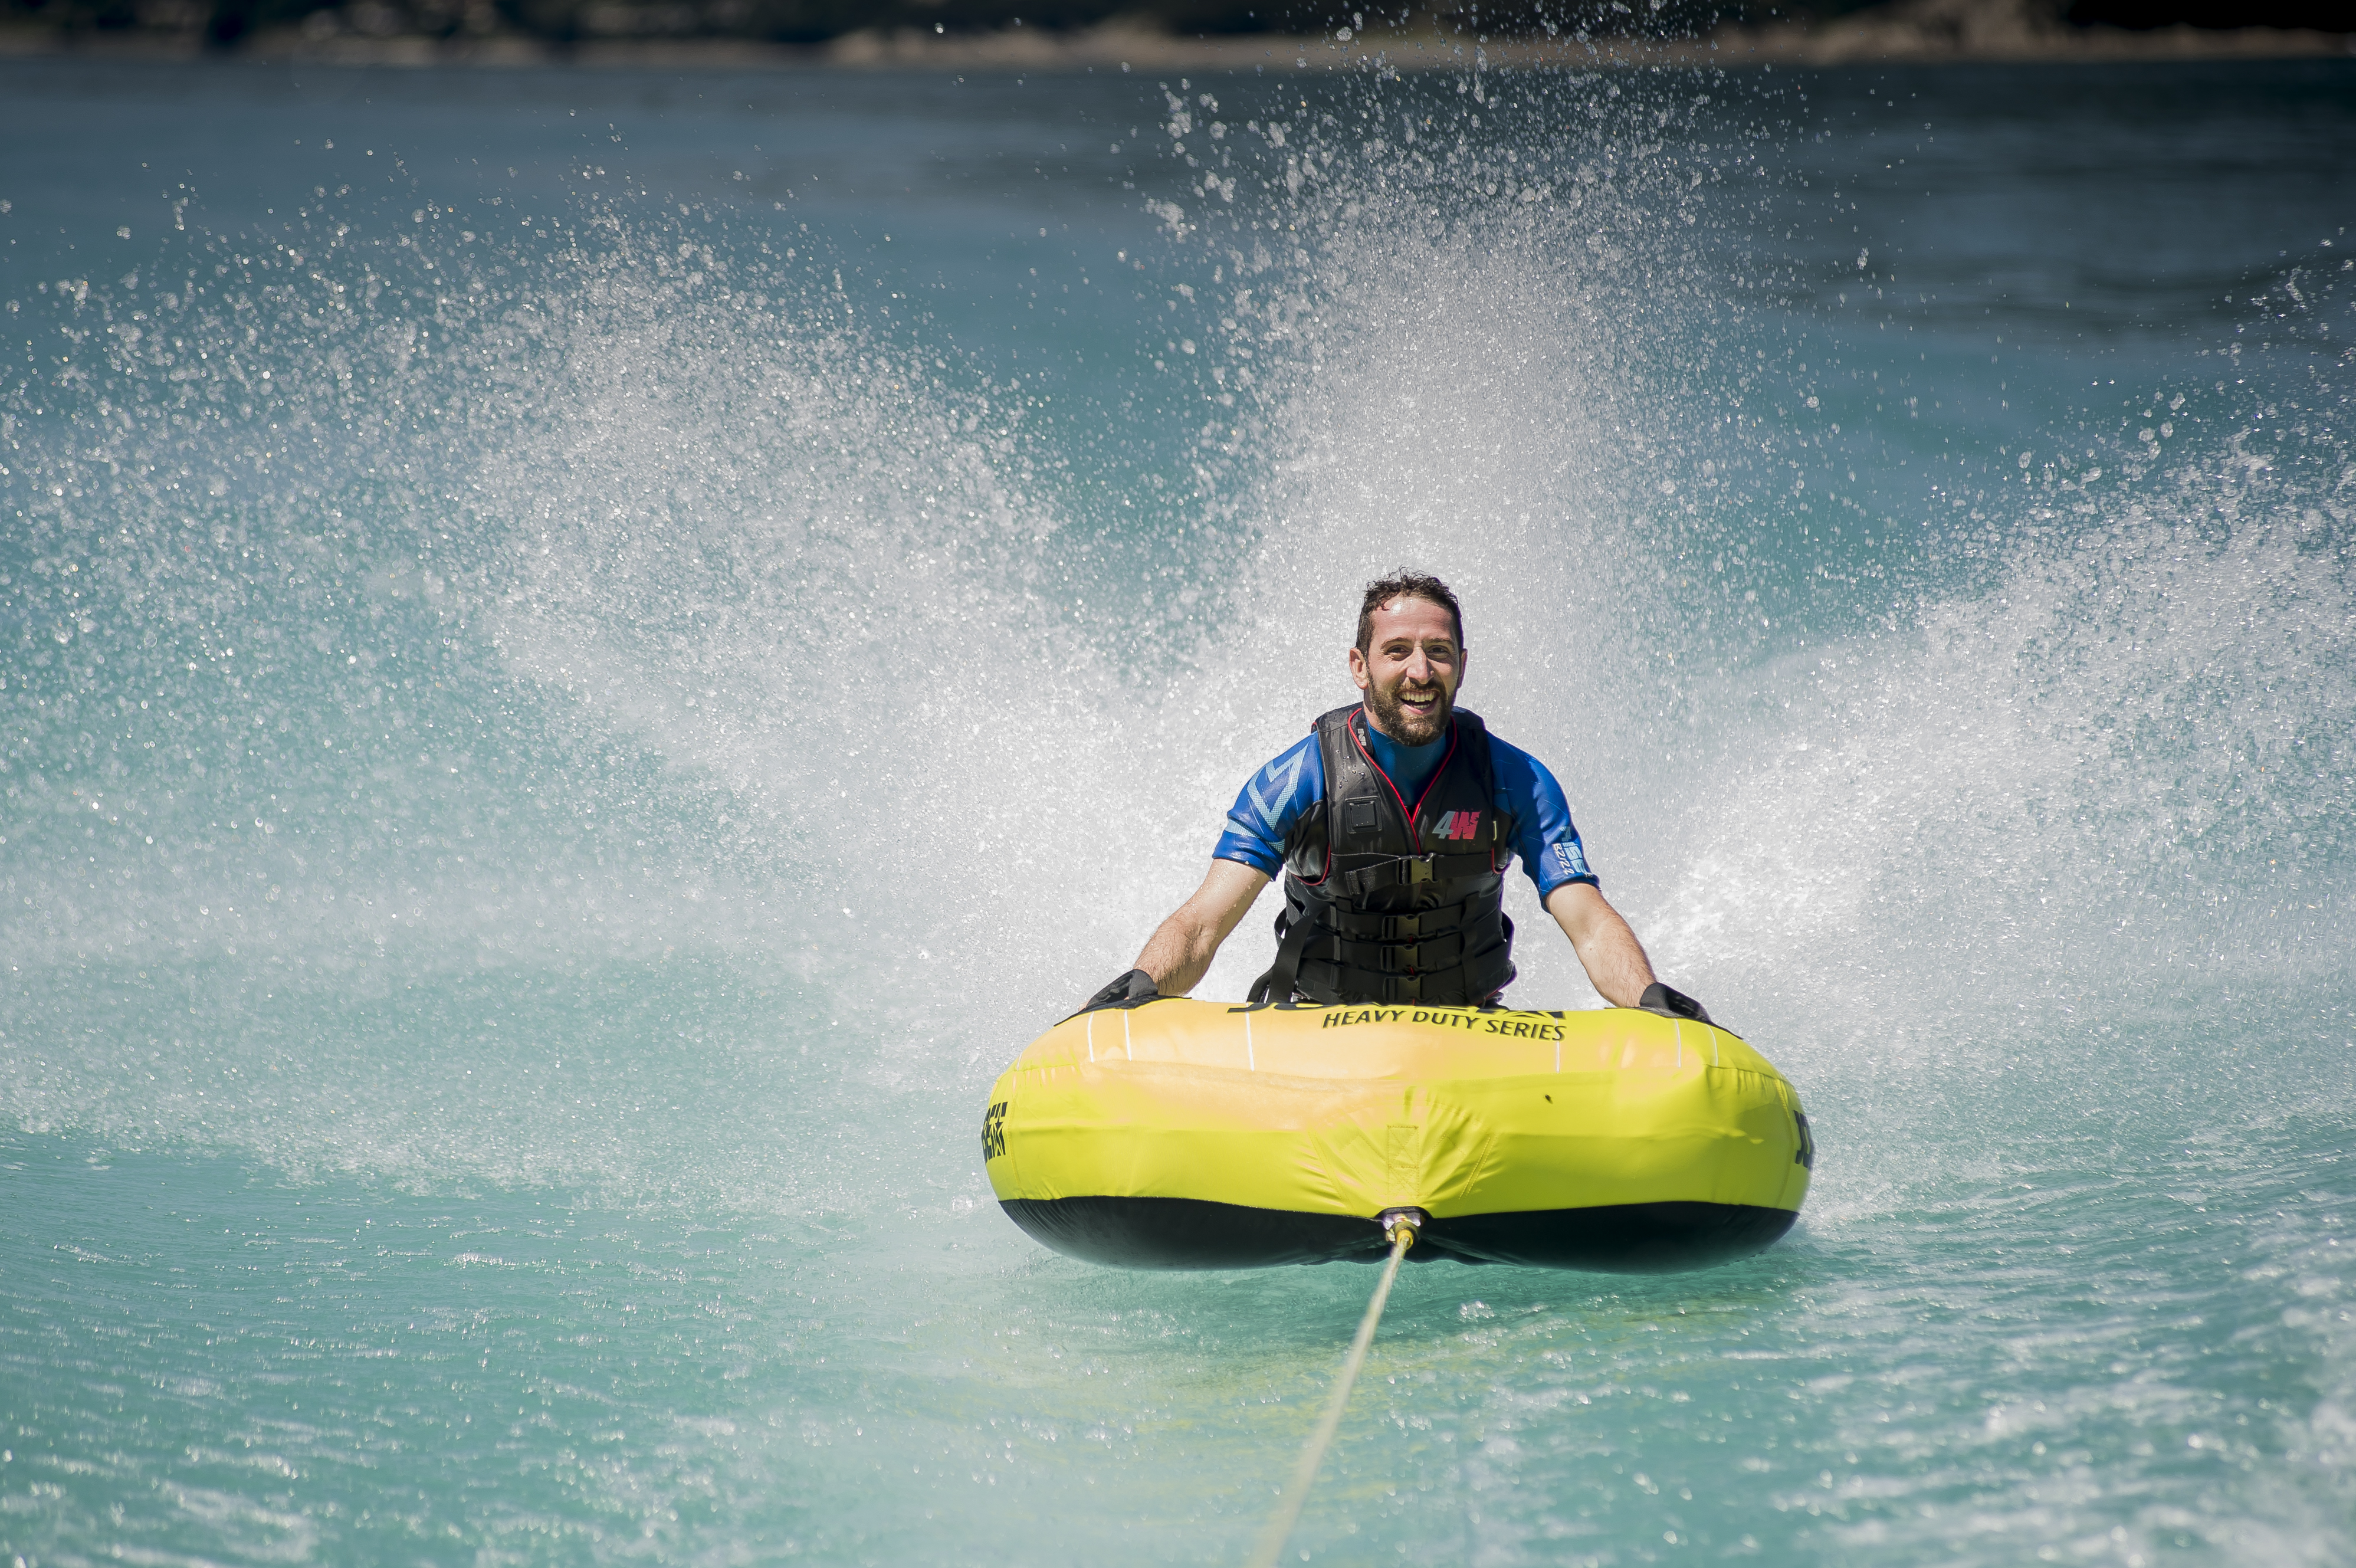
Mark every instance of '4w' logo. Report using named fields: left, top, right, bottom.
left=1432, top=811, right=1482, bottom=842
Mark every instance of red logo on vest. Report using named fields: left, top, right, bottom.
left=1433, top=810, right=1481, bottom=842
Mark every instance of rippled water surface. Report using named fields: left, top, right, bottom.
left=3, top=55, right=2352, bottom=1567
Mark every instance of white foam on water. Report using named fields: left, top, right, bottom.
left=460, top=238, right=1266, bottom=1048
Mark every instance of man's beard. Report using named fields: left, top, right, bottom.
left=1366, top=679, right=1454, bottom=746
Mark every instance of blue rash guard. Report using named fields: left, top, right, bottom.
left=1213, top=711, right=1601, bottom=901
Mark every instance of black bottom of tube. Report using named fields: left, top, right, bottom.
left=998, top=1195, right=1797, bottom=1273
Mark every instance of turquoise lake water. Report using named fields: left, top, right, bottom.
left=2, top=53, right=2352, bottom=1566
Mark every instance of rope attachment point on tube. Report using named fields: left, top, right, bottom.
left=1243, top=1208, right=1427, bottom=1568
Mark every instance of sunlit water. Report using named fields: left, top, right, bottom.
left=3, top=55, right=2352, bottom=1566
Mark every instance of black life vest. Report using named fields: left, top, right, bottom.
left=1247, top=705, right=1518, bottom=1007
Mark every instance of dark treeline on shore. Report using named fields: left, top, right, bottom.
left=0, top=0, right=2347, bottom=55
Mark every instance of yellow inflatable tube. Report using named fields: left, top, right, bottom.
left=983, top=999, right=1812, bottom=1271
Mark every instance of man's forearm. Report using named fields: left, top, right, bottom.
left=1545, top=883, right=1658, bottom=1008
left=1123, top=860, right=1271, bottom=999
left=1134, top=912, right=1220, bottom=996
left=1574, top=919, right=1656, bottom=1008
left=1136, top=905, right=1234, bottom=990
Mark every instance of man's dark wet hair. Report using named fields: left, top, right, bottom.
left=1356, top=572, right=1464, bottom=654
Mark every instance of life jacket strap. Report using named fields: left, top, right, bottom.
left=1246, top=886, right=1327, bottom=1006
left=1330, top=851, right=1499, bottom=897
left=1294, top=939, right=1516, bottom=1008
left=1318, top=900, right=1481, bottom=942
left=1317, top=906, right=1504, bottom=975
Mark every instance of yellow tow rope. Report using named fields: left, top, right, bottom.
left=1244, top=1211, right=1421, bottom=1568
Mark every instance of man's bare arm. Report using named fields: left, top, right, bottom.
left=1544, top=881, right=1658, bottom=1008
left=1133, top=860, right=1271, bottom=996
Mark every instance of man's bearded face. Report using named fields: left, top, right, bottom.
left=1350, top=595, right=1465, bottom=747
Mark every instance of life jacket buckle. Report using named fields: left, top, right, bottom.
left=1405, top=856, right=1436, bottom=884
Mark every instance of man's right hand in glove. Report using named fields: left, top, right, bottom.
left=1078, top=968, right=1159, bottom=1015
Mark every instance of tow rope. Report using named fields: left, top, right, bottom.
left=1244, top=1209, right=1422, bottom=1568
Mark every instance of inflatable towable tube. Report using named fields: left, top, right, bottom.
left=983, top=999, right=1812, bottom=1272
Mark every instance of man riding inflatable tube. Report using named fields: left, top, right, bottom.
left=1084, top=572, right=1710, bottom=1025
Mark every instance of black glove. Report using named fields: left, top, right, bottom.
left=1639, top=982, right=1712, bottom=1026
left=1080, top=968, right=1159, bottom=1013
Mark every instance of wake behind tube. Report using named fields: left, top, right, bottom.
left=982, top=999, right=1814, bottom=1272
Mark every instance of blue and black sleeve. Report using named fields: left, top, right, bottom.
left=1488, top=737, right=1600, bottom=901
left=1211, top=731, right=1325, bottom=876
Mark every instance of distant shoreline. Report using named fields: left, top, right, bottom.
left=1, top=16, right=2348, bottom=72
